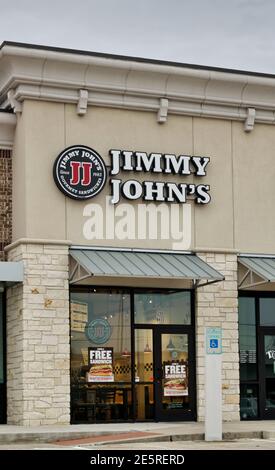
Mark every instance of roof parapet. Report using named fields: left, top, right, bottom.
left=1, top=42, right=275, bottom=130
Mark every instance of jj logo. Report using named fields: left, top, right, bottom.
left=53, top=145, right=107, bottom=200
left=70, top=161, right=93, bottom=186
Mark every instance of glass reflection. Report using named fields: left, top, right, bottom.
left=135, top=329, right=153, bottom=383
left=71, top=384, right=132, bottom=423
left=260, top=298, right=275, bottom=326
left=239, top=297, right=257, bottom=381
left=240, top=384, right=258, bottom=420
left=71, top=289, right=131, bottom=384
left=264, top=335, right=275, bottom=413
left=134, top=385, right=154, bottom=420
left=0, top=295, right=3, bottom=385
left=134, top=291, right=191, bottom=325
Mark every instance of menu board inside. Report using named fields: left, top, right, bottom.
left=240, top=349, right=257, bottom=364
left=71, top=301, right=88, bottom=333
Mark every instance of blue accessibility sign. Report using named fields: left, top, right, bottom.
left=210, top=339, right=219, bottom=349
left=206, top=328, right=222, bottom=355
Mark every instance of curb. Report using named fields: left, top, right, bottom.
left=59, top=431, right=264, bottom=447
left=0, top=431, right=126, bottom=444
left=92, top=430, right=263, bottom=446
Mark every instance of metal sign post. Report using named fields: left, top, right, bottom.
left=205, top=327, right=222, bottom=441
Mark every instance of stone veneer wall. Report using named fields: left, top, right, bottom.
left=196, top=252, right=239, bottom=422
left=6, top=242, right=70, bottom=425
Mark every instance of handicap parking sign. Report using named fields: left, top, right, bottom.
left=206, top=328, right=222, bottom=354
left=210, top=339, right=218, bottom=349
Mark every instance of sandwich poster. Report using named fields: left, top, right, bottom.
left=87, top=347, right=114, bottom=382
left=163, top=362, right=188, bottom=396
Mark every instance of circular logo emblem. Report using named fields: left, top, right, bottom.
left=85, top=318, right=112, bottom=344
left=53, top=145, right=107, bottom=200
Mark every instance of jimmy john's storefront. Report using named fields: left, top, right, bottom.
left=69, top=249, right=223, bottom=423
left=4, top=41, right=275, bottom=426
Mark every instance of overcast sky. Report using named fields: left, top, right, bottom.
left=0, top=0, right=274, bottom=73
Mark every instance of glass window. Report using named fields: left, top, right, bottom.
left=134, top=384, right=154, bottom=420
left=71, top=383, right=132, bottom=423
left=134, top=291, right=191, bottom=325
left=135, top=329, right=154, bottom=420
left=239, top=297, right=257, bottom=381
left=135, top=329, right=153, bottom=383
left=264, top=335, right=275, bottom=413
left=0, top=295, right=3, bottom=384
left=260, top=298, right=275, bottom=326
left=240, top=384, right=259, bottom=420
left=71, top=289, right=131, bottom=384
left=70, top=289, right=132, bottom=423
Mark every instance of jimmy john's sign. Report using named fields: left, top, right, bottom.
left=53, top=145, right=107, bottom=200
left=87, top=347, right=114, bottom=383
left=53, top=145, right=211, bottom=204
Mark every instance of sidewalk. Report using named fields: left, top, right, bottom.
left=0, top=421, right=274, bottom=444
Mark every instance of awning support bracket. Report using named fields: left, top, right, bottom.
left=69, top=257, right=92, bottom=284
left=238, top=260, right=270, bottom=289
left=238, top=268, right=250, bottom=289
left=193, top=277, right=225, bottom=289
left=239, top=277, right=270, bottom=290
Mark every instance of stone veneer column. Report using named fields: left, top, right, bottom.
left=6, top=242, right=70, bottom=426
left=196, top=252, right=239, bottom=422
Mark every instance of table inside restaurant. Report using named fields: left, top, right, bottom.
left=71, top=385, right=132, bottom=422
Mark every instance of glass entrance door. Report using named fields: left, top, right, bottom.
left=260, top=330, right=275, bottom=419
left=134, top=327, right=196, bottom=421
left=155, top=328, right=195, bottom=421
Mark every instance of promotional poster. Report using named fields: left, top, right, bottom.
left=163, top=362, right=188, bottom=396
left=87, top=347, right=114, bottom=382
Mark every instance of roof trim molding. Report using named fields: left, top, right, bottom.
left=5, top=237, right=72, bottom=252
left=1, top=44, right=275, bottom=126
left=2, top=41, right=275, bottom=79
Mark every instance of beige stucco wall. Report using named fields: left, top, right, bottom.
left=233, top=122, right=275, bottom=253
left=12, top=99, right=275, bottom=254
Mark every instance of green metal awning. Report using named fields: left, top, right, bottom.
left=239, top=256, right=275, bottom=289
left=69, top=248, right=224, bottom=287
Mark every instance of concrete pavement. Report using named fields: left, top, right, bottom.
left=1, top=437, right=275, bottom=450
left=0, top=420, right=274, bottom=445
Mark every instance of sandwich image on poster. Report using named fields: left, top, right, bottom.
left=163, top=362, right=188, bottom=396
left=88, top=347, right=114, bottom=382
